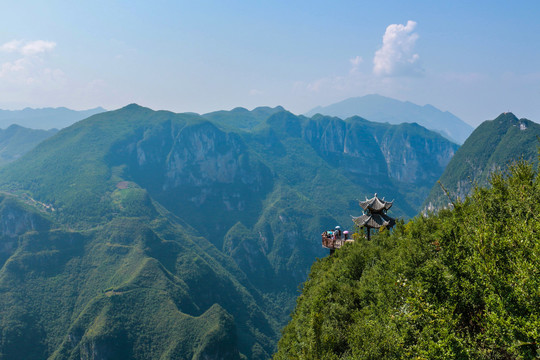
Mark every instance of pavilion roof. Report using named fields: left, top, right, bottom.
left=352, top=213, right=396, bottom=229
left=359, top=193, right=393, bottom=213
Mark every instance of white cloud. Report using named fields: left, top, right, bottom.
left=21, top=40, right=56, bottom=55
left=373, top=20, right=422, bottom=77
left=0, top=58, right=26, bottom=76
left=1, top=40, right=56, bottom=55
left=0, top=39, right=65, bottom=103
left=349, top=55, right=363, bottom=74
left=1, top=40, right=23, bottom=53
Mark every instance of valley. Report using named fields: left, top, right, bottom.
left=0, top=104, right=460, bottom=359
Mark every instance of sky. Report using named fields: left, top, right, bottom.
left=1, top=0, right=539, bottom=127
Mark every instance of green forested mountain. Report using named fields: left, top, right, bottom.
left=0, top=124, right=57, bottom=165
left=275, top=158, right=540, bottom=359
left=0, top=104, right=457, bottom=359
left=424, top=112, right=540, bottom=210
left=305, top=94, right=474, bottom=144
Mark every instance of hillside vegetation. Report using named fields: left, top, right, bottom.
left=275, top=157, right=540, bottom=359
left=0, top=125, right=57, bottom=165
left=425, top=112, right=540, bottom=210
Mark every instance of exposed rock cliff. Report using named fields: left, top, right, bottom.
left=301, top=114, right=458, bottom=187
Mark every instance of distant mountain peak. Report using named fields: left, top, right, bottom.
left=231, top=107, right=250, bottom=112
left=251, top=105, right=286, bottom=113
left=202, top=105, right=287, bottom=130
left=305, top=94, right=473, bottom=144
left=494, top=112, right=519, bottom=123
left=121, top=103, right=147, bottom=110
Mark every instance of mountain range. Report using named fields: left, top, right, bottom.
left=424, top=112, right=540, bottom=210
left=305, top=94, right=474, bottom=144
left=0, top=104, right=458, bottom=359
left=0, top=107, right=106, bottom=130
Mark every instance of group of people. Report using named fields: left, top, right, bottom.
left=325, top=226, right=349, bottom=240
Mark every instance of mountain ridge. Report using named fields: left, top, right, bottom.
left=0, top=124, right=58, bottom=166
left=0, top=106, right=106, bottom=130
left=305, top=94, right=474, bottom=144
left=424, top=112, right=540, bottom=210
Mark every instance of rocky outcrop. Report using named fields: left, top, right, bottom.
left=375, top=123, right=457, bottom=184
left=0, top=196, right=50, bottom=238
left=300, top=115, right=458, bottom=186
left=109, top=119, right=273, bottom=244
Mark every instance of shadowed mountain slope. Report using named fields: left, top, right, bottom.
left=0, top=124, right=57, bottom=166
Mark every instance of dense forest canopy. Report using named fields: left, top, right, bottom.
left=275, top=155, right=540, bottom=359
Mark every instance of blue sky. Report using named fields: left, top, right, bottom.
left=1, top=0, right=539, bottom=126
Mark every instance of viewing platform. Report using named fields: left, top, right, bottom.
left=322, top=232, right=354, bottom=253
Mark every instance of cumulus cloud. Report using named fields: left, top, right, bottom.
left=1, top=40, right=56, bottom=55
left=0, top=40, right=58, bottom=79
left=21, top=40, right=56, bottom=55
left=1, top=40, right=23, bottom=53
left=373, top=20, right=422, bottom=77
left=0, top=39, right=64, bottom=98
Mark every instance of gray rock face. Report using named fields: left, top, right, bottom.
left=110, top=120, right=272, bottom=244
left=302, top=116, right=458, bottom=186
left=114, top=120, right=270, bottom=205
left=0, top=196, right=50, bottom=238
left=376, top=126, right=457, bottom=184
left=163, top=122, right=253, bottom=189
